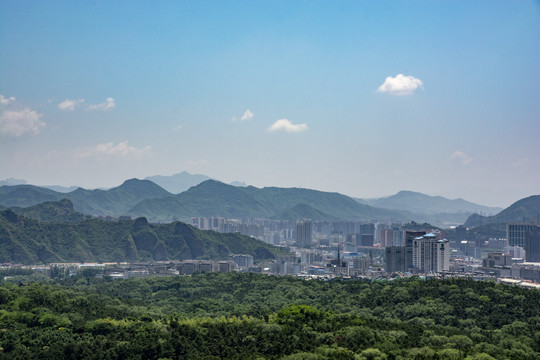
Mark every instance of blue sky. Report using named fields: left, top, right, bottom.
left=1, top=0, right=539, bottom=207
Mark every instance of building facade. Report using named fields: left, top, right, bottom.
left=507, top=223, right=540, bottom=248
left=295, top=220, right=313, bottom=247
left=412, top=233, right=450, bottom=273
left=525, top=229, right=540, bottom=262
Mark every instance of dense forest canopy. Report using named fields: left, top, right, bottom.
left=0, top=273, right=538, bottom=359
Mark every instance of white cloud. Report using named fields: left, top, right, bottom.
left=232, top=109, right=255, bottom=122
left=77, top=141, right=151, bottom=158
left=0, top=108, right=45, bottom=136
left=268, top=119, right=308, bottom=133
left=58, top=99, right=85, bottom=111
left=450, top=151, right=472, bottom=165
left=0, top=95, right=16, bottom=105
left=174, top=125, right=183, bottom=131
left=85, top=97, right=116, bottom=111
left=376, top=74, right=424, bottom=96
left=241, top=109, right=254, bottom=121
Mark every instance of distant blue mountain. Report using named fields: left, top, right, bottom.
left=0, top=179, right=171, bottom=216
left=358, top=190, right=502, bottom=216
left=144, top=171, right=212, bottom=194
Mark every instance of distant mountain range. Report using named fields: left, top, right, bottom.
left=126, top=180, right=411, bottom=222
left=144, top=171, right=212, bottom=194
left=0, top=179, right=170, bottom=217
left=1, top=175, right=535, bottom=228
left=358, top=190, right=502, bottom=216
left=144, top=171, right=248, bottom=193
left=0, top=178, right=78, bottom=193
left=0, top=205, right=288, bottom=264
left=464, top=195, right=540, bottom=228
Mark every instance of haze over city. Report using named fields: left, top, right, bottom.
left=1, top=1, right=539, bottom=208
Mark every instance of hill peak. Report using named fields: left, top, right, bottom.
left=117, top=178, right=169, bottom=193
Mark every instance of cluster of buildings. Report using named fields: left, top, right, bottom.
left=192, top=216, right=540, bottom=282
left=5, top=215, right=538, bottom=283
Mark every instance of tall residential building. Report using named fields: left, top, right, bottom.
left=507, top=224, right=540, bottom=248
left=359, top=234, right=374, bottom=247
left=375, top=223, right=389, bottom=244
left=405, top=230, right=426, bottom=271
left=412, top=233, right=450, bottom=273
left=358, top=223, right=375, bottom=237
left=525, top=229, right=540, bottom=262
left=295, top=220, right=313, bottom=247
left=385, top=246, right=407, bottom=273
left=392, top=227, right=404, bottom=246
left=380, top=229, right=393, bottom=247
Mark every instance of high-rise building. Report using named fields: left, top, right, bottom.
left=359, top=234, right=374, bottom=247
left=385, top=246, right=407, bottom=273
left=358, top=223, right=375, bottom=237
left=380, top=229, right=393, bottom=247
left=525, top=229, right=540, bottom=262
left=412, top=233, right=450, bottom=273
left=295, top=220, right=313, bottom=247
left=405, top=230, right=426, bottom=271
left=507, top=224, right=540, bottom=248
left=392, top=226, right=404, bottom=246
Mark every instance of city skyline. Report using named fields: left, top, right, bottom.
left=1, top=1, right=539, bottom=208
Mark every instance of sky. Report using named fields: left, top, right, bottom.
left=1, top=0, right=539, bottom=208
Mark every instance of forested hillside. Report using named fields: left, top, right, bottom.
left=464, top=195, right=540, bottom=228
left=0, top=210, right=287, bottom=264
left=0, top=273, right=538, bottom=359
left=126, top=180, right=410, bottom=223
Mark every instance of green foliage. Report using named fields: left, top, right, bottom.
left=0, top=275, right=538, bottom=359
left=11, top=199, right=89, bottom=223
left=0, top=210, right=288, bottom=264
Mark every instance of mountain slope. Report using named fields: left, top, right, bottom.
left=128, top=180, right=273, bottom=221
left=360, top=190, right=502, bottom=215
left=126, top=180, right=409, bottom=222
left=0, top=179, right=172, bottom=217
left=145, top=171, right=212, bottom=194
left=464, top=195, right=540, bottom=228
left=274, top=203, right=336, bottom=221
left=0, top=209, right=288, bottom=264
left=11, top=199, right=89, bottom=223
left=0, top=185, right=65, bottom=208
left=66, top=179, right=172, bottom=215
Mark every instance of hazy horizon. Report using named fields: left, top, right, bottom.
left=1, top=1, right=539, bottom=209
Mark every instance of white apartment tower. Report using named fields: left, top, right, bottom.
left=295, top=220, right=313, bottom=247
left=412, top=233, right=450, bottom=273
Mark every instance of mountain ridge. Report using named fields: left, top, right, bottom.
left=464, top=195, right=540, bottom=228
left=0, top=207, right=288, bottom=264
left=359, top=190, right=502, bottom=215
left=1, top=177, right=529, bottom=227
left=126, top=179, right=411, bottom=223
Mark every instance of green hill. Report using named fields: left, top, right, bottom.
left=0, top=179, right=172, bottom=217
left=11, top=198, right=89, bottom=223
left=464, top=195, right=540, bottom=228
left=274, top=203, right=336, bottom=221
left=66, top=178, right=172, bottom=215
left=0, top=209, right=288, bottom=264
left=0, top=184, right=64, bottom=207
left=126, top=180, right=410, bottom=222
